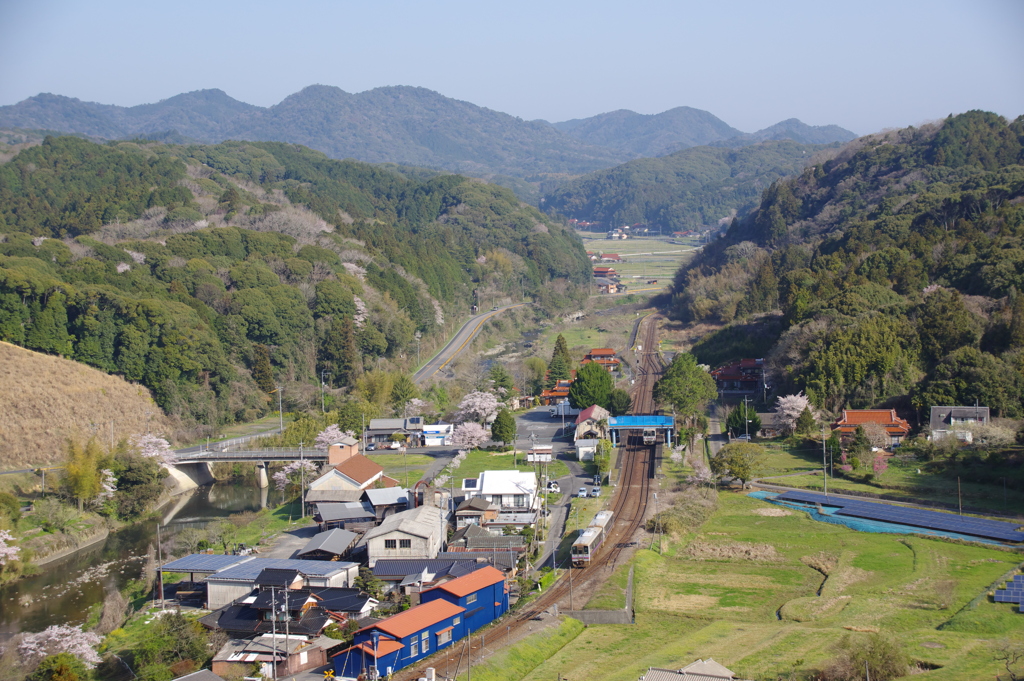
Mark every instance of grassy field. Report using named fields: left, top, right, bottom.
left=0, top=341, right=172, bottom=469
left=579, top=234, right=698, bottom=283
left=519, top=491, right=1023, bottom=681
left=365, top=451, right=438, bottom=488
left=447, top=448, right=571, bottom=487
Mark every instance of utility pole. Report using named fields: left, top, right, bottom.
left=274, top=386, right=284, bottom=434
left=156, top=522, right=164, bottom=609
left=653, top=492, right=660, bottom=553
left=415, top=331, right=422, bottom=367
left=271, top=587, right=278, bottom=680
left=743, top=396, right=750, bottom=439
left=822, top=426, right=828, bottom=497
left=321, top=371, right=328, bottom=414
left=299, top=442, right=305, bottom=518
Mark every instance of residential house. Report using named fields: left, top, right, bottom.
left=326, top=436, right=360, bottom=466
left=540, top=379, right=572, bottom=405
left=176, top=671, right=226, bottom=681
left=202, top=585, right=376, bottom=639
left=296, top=529, right=359, bottom=561
left=422, top=423, right=453, bottom=446
left=600, top=253, right=623, bottom=262
left=201, top=558, right=359, bottom=610
left=710, top=359, right=766, bottom=396
left=575, top=439, right=600, bottom=461
left=314, top=502, right=377, bottom=532
left=454, top=497, right=499, bottom=529
left=832, top=409, right=912, bottom=446
left=582, top=348, right=620, bottom=372
left=640, top=658, right=737, bottom=681
left=929, top=405, right=990, bottom=443
left=308, top=454, right=398, bottom=495
left=420, top=565, right=509, bottom=634
left=212, top=634, right=331, bottom=679
left=447, top=524, right=527, bottom=554
left=575, top=404, right=610, bottom=440
left=366, top=417, right=425, bottom=446
left=361, top=505, right=446, bottom=567
left=756, top=412, right=785, bottom=439
left=435, top=551, right=518, bottom=576
left=593, top=266, right=618, bottom=279
left=333, top=599, right=467, bottom=678
left=304, top=488, right=363, bottom=507
left=595, top=278, right=619, bottom=294
left=461, top=470, right=538, bottom=515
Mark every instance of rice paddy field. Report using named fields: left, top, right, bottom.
left=520, top=491, right=1023, bottom=681
left=579, top=233, right=699, bottom=286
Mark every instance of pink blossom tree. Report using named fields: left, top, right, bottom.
left=0, top=530, right=20, bottom=567
left=452, top=422, right=490, bottom=448
left=453, top=391, right=500, bottom=424
left=272, top=460, right=319, bottom=493
left=18, top=624, right=102, bottom=668
left=130, top=434, right=174, bottom=466
left=872, top=456, right=889, bottom=477
left=773, top=393, right=812, bottom=433
left=314, top=425, right=354, bottom=451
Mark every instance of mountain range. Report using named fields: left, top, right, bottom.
left=0, top=86, right=856, bottom=189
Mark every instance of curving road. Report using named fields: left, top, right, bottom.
left=412, top=303, right=527, bottom=385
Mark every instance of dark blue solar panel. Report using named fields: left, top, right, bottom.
left=160, top=554, right=248, bottom=572
left=775, top=491, right=1024, bottom=543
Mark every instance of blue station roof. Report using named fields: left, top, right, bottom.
left=608, top=415, right=675, bottom=429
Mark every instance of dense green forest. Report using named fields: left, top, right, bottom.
left=543, top=140, right=836, bottom=232
left=670, top=111, right=1024, bottom=418
left=0, top=136, right=590, bottom=430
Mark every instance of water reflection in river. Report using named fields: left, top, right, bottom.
left=0, top=479, right=280, bottom=639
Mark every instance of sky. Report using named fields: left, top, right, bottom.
left=0, top=0, right=1021, bottom=135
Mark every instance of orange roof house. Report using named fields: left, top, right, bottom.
left=832, top=409, right=911, bottom=443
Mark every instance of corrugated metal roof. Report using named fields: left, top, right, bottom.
left=160, top=554, right=250, bottom=573
left=208, top=558, right=357, bottom=582
left=316, top=502, right=375, bottom=522
left=297, top=529, right=358, bottom=557
left=424, top=565, right=505, bottom=597
left=364, top=487, right=409, bottom=507
left=360, top=599, right=465, bottom=639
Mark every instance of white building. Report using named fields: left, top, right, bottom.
left=461, top=470, right=539, bottom=513
left=361, top=505, right=446, bottom=567
left=422, top=423, right=454, bottom=446
left=575, top=439, right=600, bottom=461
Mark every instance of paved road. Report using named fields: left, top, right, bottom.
left=413, top=303, right=527, bottom=385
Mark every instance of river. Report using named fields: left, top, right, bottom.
left=0, top=480, right=283, bottom=640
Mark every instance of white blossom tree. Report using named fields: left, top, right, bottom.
left=18, top=624, right=102, bottom=668
left=95, top=469, right=116, bottom=504
left=130, top=434, right=174, bottom=466
left=314, top=425, right=355, bottom=451
left=0, top=529, right=20, bottom=566
left=774, top=393, right=812, bottom=434
left=273, top=460, right=319, bottom=493
left=452, top=422, right=490, bottom=448
left=452, top=391, right=500, bottom=424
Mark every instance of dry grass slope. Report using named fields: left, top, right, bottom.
left=0, top=342, right=170, bottom=468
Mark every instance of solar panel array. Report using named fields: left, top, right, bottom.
left=994, top=574, right=1024, bottom=607
left=776, top=491, right=1024, bottom=543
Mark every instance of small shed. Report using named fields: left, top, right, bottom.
left=575, top=439, right=600, bottom=461
left=297, top=529, right=359, bottom=561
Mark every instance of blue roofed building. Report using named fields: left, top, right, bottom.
left=419, top=565, right=508, bottom=634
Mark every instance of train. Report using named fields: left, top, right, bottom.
left=642, top=427, right=657, bottom=445
left=570, top=510, right=615, bottom=567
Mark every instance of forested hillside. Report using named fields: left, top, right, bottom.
left=0, top=136, right=589, bottom=434
left=670, top=111, right=1024, bottom=417
left=543, top=141, right=836, bottom=232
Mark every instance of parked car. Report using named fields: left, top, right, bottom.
left=734, top=434, right=752, bottom=441
left=387, top=441, right=402, bottom=450
left=547, top=482, right=560, bottom=493
left=365, top=443, right=377, bottom=451
left=593, top=474, right=602, bottom=486
left=491, top=306, right=499, bottom=311
left=590, top=487, right=602, bottom=498
left=578, top=487, right=588, bottom=498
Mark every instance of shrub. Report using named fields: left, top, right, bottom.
left=820, top=633, right=909, bottom=681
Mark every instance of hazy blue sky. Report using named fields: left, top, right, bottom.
left=1, top=0, right=1021, bottom=135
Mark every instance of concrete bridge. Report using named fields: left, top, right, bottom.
left=168, top=448, right=327, bottom=492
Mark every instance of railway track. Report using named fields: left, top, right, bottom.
left=396, top=316, right=664, bottom=680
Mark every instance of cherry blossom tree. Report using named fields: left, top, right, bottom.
left=18, top=624, right=102, bottom=668
left=314, top=425, right=355, bottom=451
left=273, top=460, right=319, bottom=492
left=130, top=434, right=174, bottom=466
left=0, top=530, right=19, bottom=566
left=452, top=422, right=490, bottom=448
left=452, top=391, right=500, bottom=424
left=95, top=469, right=116, bottom=504
left=774, top=393, right=812, bottom=434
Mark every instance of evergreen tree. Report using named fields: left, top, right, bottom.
left=726, top=402, right=761, bottom=437
left=251, top=343, right=275, bottom=393
left=794, top=406, right=816, bottom=435
left=390, top=374, right=420, bottom=414
left=491, top=408, right=517, bottom=447
left=568, top=361, right=612, bottom=410
left=653, top=353, right=718, bottom=453
left=1010, top=292, right=1024, bottom=349
left=488, top=364, right=515, bottom=394
left=65, top=438, right=103, bottom=512
left=552, top=334, right=572, bottom=366
left=25, top=292, right=73, bottom=357
left=545, top=353, right=571, bottom=389
left=608, top=388, right=632, bottom=416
